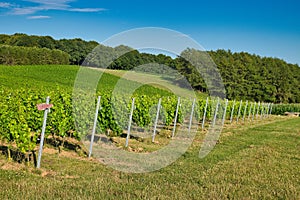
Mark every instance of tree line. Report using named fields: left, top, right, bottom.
left=0, top=45, right=69, bottom=65
left=85, top=46, right=300, bottom=103
left=0, top=33, right=98, bottom=65
left=0, top=33, right=299, bottom=103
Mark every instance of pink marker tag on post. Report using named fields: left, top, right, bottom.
left=37, top=103, right=53, bottom=111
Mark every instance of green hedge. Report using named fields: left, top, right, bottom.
left=0, top=45, right=69, bottom=65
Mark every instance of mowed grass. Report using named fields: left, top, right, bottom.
left=0, top=116, right=299, bottom=199
left=0, top=65, right=171, bottom=96
left=0, top=64, right=197, bottom=98
left=94, top=68, right=207, bottom=99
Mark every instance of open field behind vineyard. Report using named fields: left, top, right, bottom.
left=0, top=65, right=190, bottom=96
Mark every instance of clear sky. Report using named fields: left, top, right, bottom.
left=0, top=0, right=299, bottom=64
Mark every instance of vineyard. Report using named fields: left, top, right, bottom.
left=1, top=4, right=300, bottom=198
left=0, top=65, right=299, bottom=165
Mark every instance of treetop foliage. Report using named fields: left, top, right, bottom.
left=0, top=33, right=299, bottom=103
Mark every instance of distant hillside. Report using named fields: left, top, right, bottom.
left=0, top=33, right=299, bottom=103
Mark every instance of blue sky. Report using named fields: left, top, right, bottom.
left=0, top=0, right=299, bottom=64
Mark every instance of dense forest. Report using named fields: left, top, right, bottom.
left=0, top=33, right=299, bottom=103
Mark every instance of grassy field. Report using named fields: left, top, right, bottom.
left=94, top=68, right=207, bottom=98
left=0, top=65, right=201, bottom=98
left=0, top=116, right=299, bottom=199
left=0, top=65, right=172, bottom=97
